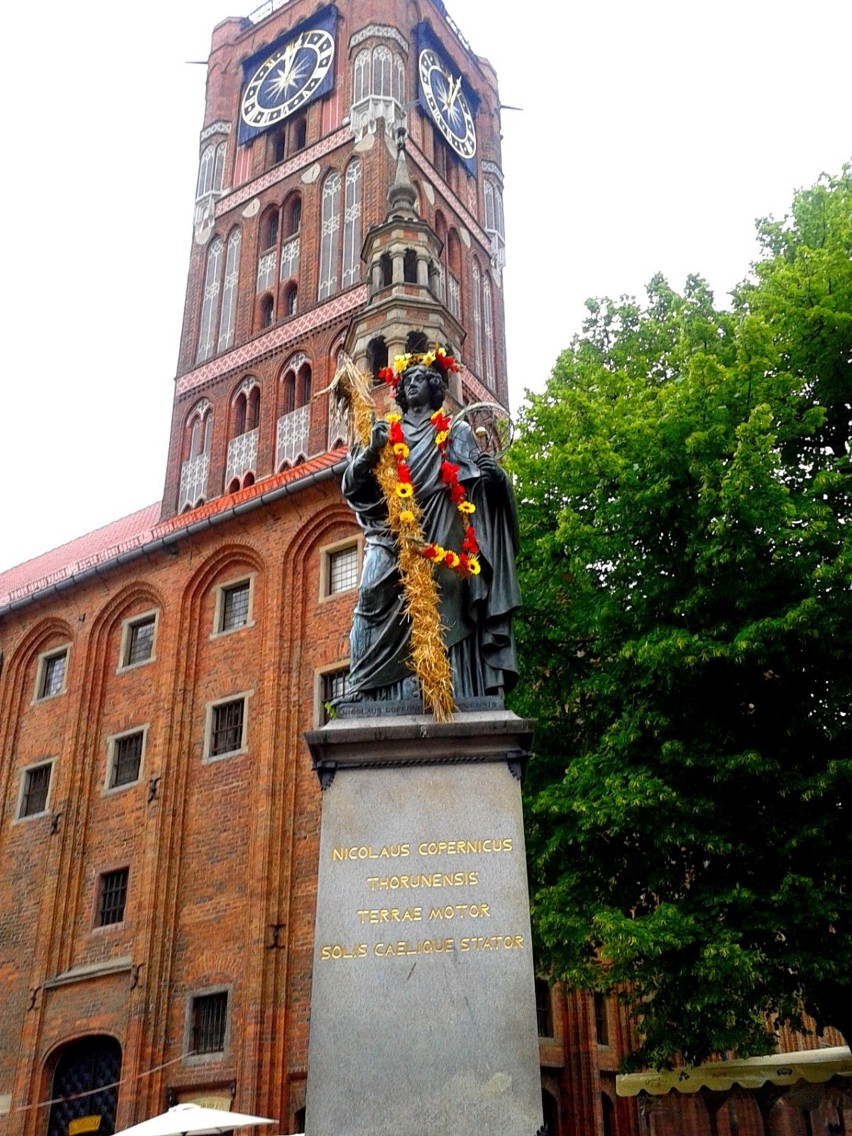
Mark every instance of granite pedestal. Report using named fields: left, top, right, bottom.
left=303, top=710, right=543, bottom=1136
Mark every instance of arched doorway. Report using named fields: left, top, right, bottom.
left=46, top=1036, right=122, bottom=1136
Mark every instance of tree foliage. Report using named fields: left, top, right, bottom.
left=510, top=165, right=852, bottom=1068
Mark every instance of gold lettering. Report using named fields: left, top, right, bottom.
left=320, top=943, right=368, bottom=960
left=356, top=907, right=422, bottom=924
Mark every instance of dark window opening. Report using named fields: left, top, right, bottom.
left=594, top=992, right=609, bottom=1046
left=191, top=991, right=228, bottom=1054
left=403, top=248, right=417, bottom=283
left=260, top=294, right=274, bottom=328
left=97, top=868, right=129, bottom=927
left=125, top=617, right=155, bottom=666
left=321, top=669, right=349, bottom=723
left=291, top=117, right=307, bottom=152
left=111, top=733, right=143, bottom=788
left=270, top=126, right=286, bottom=165
left=379, top=253, right=392, bottom=287
left=210, top=699, right=245, bottom=757
left=366, top=336, right=388, bottom=381
left=20, top=763, right=51, bottom=817
left=535, top=978, right=553, bottom=1037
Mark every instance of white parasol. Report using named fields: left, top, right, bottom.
left=114, top=1103, right=277, bottom=1136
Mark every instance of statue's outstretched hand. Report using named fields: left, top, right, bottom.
left=367, top=417, right=390, bottom=460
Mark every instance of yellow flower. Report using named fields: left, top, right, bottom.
left=393, top=353, right=411, bottom=373
left=467, top=557, right=481, bottom=575
left=423, top=350, right=436, bottom=366
left=445, top=551, right=460, bottom=568
left=396, top=483, right=413, bottom=498
left=393, top=442, right=410, bottom=458
left=386, top=412, right=401, bottom=423
left=399, top=509, right=415, bottom=524
left=458, top=501, right=476, bottom=515
left=434, top=430, right=449, bottom=446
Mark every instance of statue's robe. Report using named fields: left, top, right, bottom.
left=342, top=414, right=520, bottom=701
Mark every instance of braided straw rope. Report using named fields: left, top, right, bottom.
left=328, top=356, right=455, bottom=721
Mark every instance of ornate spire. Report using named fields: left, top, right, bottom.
left=386, top=128, right=418, bottom=221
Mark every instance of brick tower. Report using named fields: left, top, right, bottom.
left=160, top=0, right=509, bottom=522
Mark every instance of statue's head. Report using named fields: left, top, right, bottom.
left=395, top=363, right=446, bottom=412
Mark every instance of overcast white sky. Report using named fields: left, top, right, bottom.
left=2, top=0, right=849, bottom=572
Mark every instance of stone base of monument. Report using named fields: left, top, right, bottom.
left=303, top=711, right=544, bottom=1136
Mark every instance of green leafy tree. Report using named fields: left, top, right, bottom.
left=510, top=166, right=852, bottom=1068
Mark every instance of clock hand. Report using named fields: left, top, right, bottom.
left=446, top=75, right=461, bottom=109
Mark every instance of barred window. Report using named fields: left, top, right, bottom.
left=535, top=979, right=553, bottom=1037
left=191, top=991, right=228, bottom=1054
left=110, top=732, right=144, bottom=788
left=320, top=668, right=349, bottom=724
left=97, top=868, right=129, bottom=927
left=209, top=698, right=246, bottom=758
left=38, top=649, right=68, bottom=700
left=19, top=763, right=52, bottom=818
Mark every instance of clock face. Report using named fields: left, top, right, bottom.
left=241, top=28, right=335, bottom=129
left=418, top=48, right=477, bottom=160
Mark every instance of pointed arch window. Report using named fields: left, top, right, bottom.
left=213, top=141, right=227, bottom=193
left=217, top=227, right=241, bottom=353
left=196, top=145, right=215, bottom=200
left=281, top=194, right=301, bottom=284
left=197, top=236, right=223, bottom=363
left=482, top=275, right=495, bottom=388
left=471, top=258, right=483, bottom=377
left=342, top=160, right=362, bottom=289
left=181, top=400, right=212, bottom=510
left=318, top=171, right=341, bottom=300
left=353, top=49, right=370, bottom=103
left=277, top=355, right=312, bottom=469
left=483, top=178, right=506, bottom=269
left=372, top=46, right=392, bottom=97
left=227, top=379, right=259, bottom=490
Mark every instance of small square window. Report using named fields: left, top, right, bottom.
left=214, top=578, right=254, bottom=636
left=37, top=649, right=68, bottom=700
left=19, top=762, right=52, bottom=818
left=109, top=731, right=144, bottom=788
left=191, top=991, right=228, bottom=1054
left=97, top=868, right=129, bottom=926
left=329, top=547, right=358, bottom=593
left=123, top=615, right=156, bottom=667
left=320, top=540, right=360, bottom=599
left=208, top=697, right=246, bottom=758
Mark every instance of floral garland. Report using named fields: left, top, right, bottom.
left=378, top=346, right=459, bottom=390
left=386, top=409, right=481, bottom=578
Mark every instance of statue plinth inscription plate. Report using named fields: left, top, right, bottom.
left=304, top=714, right=543, bottom=1136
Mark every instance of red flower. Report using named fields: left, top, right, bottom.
left=397, top=462, right=412, bottom=483
left=423, top=544, right=439, bottom=560
left=389, top=421, right=405, bottom=444
left=440, top=461, right=460, bottom=484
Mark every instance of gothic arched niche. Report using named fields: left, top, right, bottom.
left=46, top=1035, right=122, bottom=1136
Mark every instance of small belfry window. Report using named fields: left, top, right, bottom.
left=97, top=868, right=129, bottom=927
left=19, top=762, right=52, bottom=818
left=191, top=991, right=228, bottom=1054
left=37, top=649, right=68, bottom=700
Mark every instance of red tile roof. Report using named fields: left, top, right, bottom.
left=0, top=450, right=347, bottom=611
